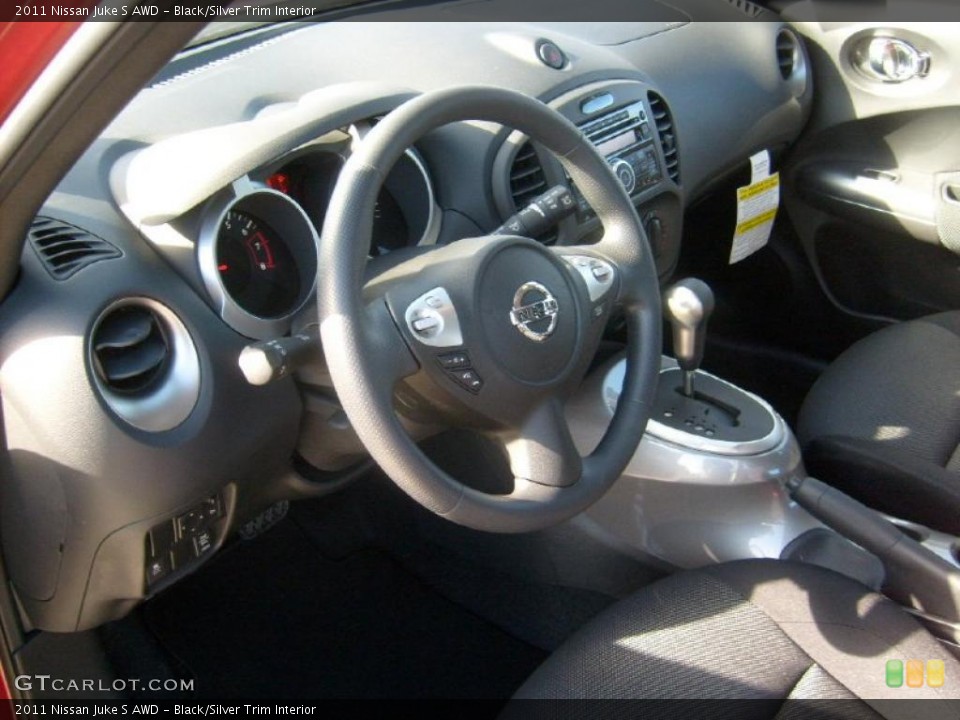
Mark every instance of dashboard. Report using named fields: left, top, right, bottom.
left=0, top=19, right=811, bottom=632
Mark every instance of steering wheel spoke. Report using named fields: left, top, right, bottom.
left=500, top=398, right=582, bottom=488
left=355, top=298, right=420, bottom=392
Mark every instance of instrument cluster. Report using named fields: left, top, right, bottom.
left=199, top=142, right=437, bottom=339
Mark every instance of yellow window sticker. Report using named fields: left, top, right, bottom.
left=730, top=150, right=779, bottom=264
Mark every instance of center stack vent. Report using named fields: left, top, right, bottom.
left=648, top=93, right=680, bottom=185
left=508, top=142, right=557, bottom=244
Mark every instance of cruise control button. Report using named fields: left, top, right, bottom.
left=449, top=369, right=483, bottom=393
left=437, top=351, right=471, bottom=370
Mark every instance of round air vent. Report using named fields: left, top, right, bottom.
left=92, top=305, right=170, bottom=395
left=776, top=29, right=798, bottom=79
left=89, top=298, right=200, bottom=432
left=776, top=28, right=808, bottom=96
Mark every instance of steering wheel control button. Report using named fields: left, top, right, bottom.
left=565, top=255, right=616, bottom=302
left=449, top=368, right=484, bottom=393
left=437, top=351, right=471, bottom=370
left=404, top=287, right=464, bottom=348
left=591, top=265, right=612, bottom=282
left=510, top=282, right=560, bottom=343
left=412, top=316, right=440, bottom=333
left=536, top=39, right=566, bottom=69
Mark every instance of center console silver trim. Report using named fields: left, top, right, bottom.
left=602, top=361, right=786, bottom=456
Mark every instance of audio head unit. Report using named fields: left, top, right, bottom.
left=571, top=100, right=663, bottom=219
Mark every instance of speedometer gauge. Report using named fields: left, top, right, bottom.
left=217, top=210, right=300, bottom=319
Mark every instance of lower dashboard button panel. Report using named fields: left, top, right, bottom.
left=145, top=492, right=224, bottom=590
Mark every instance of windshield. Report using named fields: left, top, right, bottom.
left=187, top=0, right=456, bottom=48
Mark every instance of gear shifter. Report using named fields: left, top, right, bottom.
left=663, top=278, right=715, bottom=397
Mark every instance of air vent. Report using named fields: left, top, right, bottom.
left=91, top=305, right=170, bottom=396
left=28, top=217, right=121, bottom=280
left=509, top=142, right=548, bottom=210
left=777, top=29, right=799, bottom=80
left=724, top=0, right=764, bottom=17
left=508, top=142, right=556, bottom=244
left=648, top=93, right=680, bottom=185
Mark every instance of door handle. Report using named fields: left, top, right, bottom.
left=853, top=37, right=930, bottom=83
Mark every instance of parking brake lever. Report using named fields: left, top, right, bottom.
left=789, top=475, right=960, bottom=624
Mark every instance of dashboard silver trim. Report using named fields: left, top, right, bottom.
left=405, top=147, right=442, bottom=248
left=88, top=297, right=201, bottom=433
left=197, top=187, right=318, bottom=340
left=349, top=122, right=440, bottom=249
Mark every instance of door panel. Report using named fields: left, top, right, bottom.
left=782, top=21, right=960, bottom=321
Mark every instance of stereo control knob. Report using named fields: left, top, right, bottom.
left=610, top=159, right=636, bottom=195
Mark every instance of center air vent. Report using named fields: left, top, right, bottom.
left=92, top=305, right=170, bottom=396
left=648, top=93, right=680, bottom=185
left=508, top=142, right=556, bottom=244
left=28, top=217, right=121, bottom=280
left=777, top=29, right=800, bottom=80
left=509, top=142, right=548, bottom=210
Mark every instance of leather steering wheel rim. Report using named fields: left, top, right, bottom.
left=317, top=85, right=661, bottom=533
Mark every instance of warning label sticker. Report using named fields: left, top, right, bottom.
left=730, top=150, right=779, bottom=264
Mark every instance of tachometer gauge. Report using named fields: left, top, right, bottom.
left=199, top=189, right=318, bottom=339
left=216, top=210, right=300, bottom=319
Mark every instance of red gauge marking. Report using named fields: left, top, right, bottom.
left=245, top=231, right=276, bottom=271
left=218, top=264, right=230, bottom=272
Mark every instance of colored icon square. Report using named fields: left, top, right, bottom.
left=886, top=659, right=904, bottom=688
left=928, top=660, right=945, bottom=688
left=906, top=659, right=924, bottom=688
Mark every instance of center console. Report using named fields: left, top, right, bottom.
left=567, top=354, right=817, bottom=570
left=566, top=276, right=819, bottom=570
left=568, top=276, right=960, bottom=651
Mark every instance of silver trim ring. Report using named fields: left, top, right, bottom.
left=88, top=297, right=201, bottom=433
left=198, top=187, right=318, bottom=340
left=510, top=281, right=559, bottom=343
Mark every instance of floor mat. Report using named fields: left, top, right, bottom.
left=142, top=520, right=546, bottom=699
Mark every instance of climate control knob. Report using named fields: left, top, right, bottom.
left=609, top=159, right=636, bottom=195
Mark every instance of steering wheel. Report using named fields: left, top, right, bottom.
left=317, top=86, right=661, bottom=533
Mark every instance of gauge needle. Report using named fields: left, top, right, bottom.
left=245, top=231, right=276, bottom=271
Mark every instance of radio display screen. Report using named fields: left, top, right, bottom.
left=595, top=130, right=636, bottom=158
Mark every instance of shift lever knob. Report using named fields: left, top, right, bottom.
left=663, top=278, right=715, bottom=397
